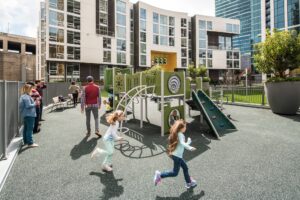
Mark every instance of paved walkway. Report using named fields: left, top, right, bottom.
left=0, top=105, right=299, bottom=200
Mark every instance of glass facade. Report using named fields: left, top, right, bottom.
left=116, top=0, right=127, bottom=64
left=216, top=0, right=252, bottom=57
left=274, top=0, right=285, bottom=29
left=287, top=0, right=300, bottom=27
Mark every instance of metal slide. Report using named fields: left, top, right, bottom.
left=192, top=90, right=237, bottom=139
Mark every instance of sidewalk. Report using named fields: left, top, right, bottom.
left=0, top=105, right=299, bottom=200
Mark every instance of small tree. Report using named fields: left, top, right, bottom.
left=187, top=64, right=197, bottom=82
left=254, top=30, right=300, bottom=80
left=197, top=65, right=207, bottom=77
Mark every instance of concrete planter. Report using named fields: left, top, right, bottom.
left=265, top=81, right=300, bottom=115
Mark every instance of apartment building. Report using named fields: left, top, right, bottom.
left=0, top=32, right=36, bottom=81
left=38, top=0, right=241, bottom=82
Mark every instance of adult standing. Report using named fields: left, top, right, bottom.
left=81, top=76, right=101, bottom=137
left=69, top=81, right=80, bottom=107
left=28, top=82, right=41, bottom=133
left=19, top=84, right=39, bottom=148
left=36, top=80, right=47, bottom=121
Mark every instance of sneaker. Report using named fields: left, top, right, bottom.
left=95, top=131, right=101, bottom=137
left=91, top=148, right=106, bottom=159
left=153, top=170, right=161, bottom=186
left=185, top=178, right=197, bottom=189
left=102, top=165, right=113, bottom=172
left=28, top=143, right=39, bottom=148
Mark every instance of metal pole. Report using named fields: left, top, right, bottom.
left=113, top=68, right=115, bottom=110
left=161, top=71, right=164, bottom=136
left=183, top=71, right=186, bottom=120
left=220, top=85, right=224, bottom=109
left=200, top=77, right=203, bottom=90
left=246, top=68, right=248, bottom=96
left=17, top=81, right=20, bottom=136
left=140, top=73, right=143, bottom=128
left=1, top=81, right=8, bottom=160
left=124, top=74, right=127, bottom=121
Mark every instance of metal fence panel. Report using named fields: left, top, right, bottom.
left=6, top=82, right=19, bottom=146
left=0, top=81, right=4, bottom=158
left=43, top=82, right=71, bottom=106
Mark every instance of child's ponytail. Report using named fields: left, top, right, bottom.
left=167, top=119, right=186, bottom=155
left=106, top=110, right=124, bottom=125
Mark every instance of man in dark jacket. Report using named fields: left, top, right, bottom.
left=35, top=80, right=47, bottom=121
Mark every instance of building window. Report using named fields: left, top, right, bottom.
left=199, top=20, right=206, bottom=29
left=49, top=62, right=65, bottom=82
left=181, top=38, right=187, bottom=47
left=169, top=27, right=175, bottom=36
left=199, top=59, right=206, bottom=66
left=67, top=15, right=80, bottom=30
left=67, top=30, right=80, bottom=45
left=117, top=13, right=126, bottom=26
left=49, top=10, right=64, bottom=27
left=227, top=51, right=232, bottom=59
left=160, top=15, right=168, bottom=25
left=67, top=0, right=80, bottom=15
left=49, top=27, right=64, bottom=43
left=66, top=63, right=80, bottom=82
left=140, top=20, right=146, bottom=31
left=117, top=39, right=126, bottom=51
left=181, top=59, right=187, bottom=67
left=49, top=44, right=64, bottom=59
left=140, top=43, right=146, bottom=54
left=181, top=49, right=187, bottom=57
left=103, top=51, right=111, bottom=62
left=117, top=52, right=126, bottom=64
left=169, top=37, right=175, bottom=46
left=288, top=0, right=300, bottom=26
left=49, top=0, right=64, bottom=11
left=181, top=29, right=187, bottom=37
left=169, top=17, right=175, bottom=26
left=117, top=0, right=126, bottom=13
left=103, top=37, right=111, bottom=49
left=140, top=32, right=146, bottom=42
left=207, top=21, right=212, bottom=30
left=199, top=30, right=206, bottom=39
left=225, top=37, right=232, bottom=50
left=153, top=24, right=159, bottom=34
left=207, top=59, right=212, bottom=68
left=140, top=55, right=146, bottom=65
left=160, top=25, right=168, bottom=35
left=117, top=26, right=126, bottom=39
left=181, top=18, right=187, bottom=27
left=274, top=0, right=285, bottom=29
left=234, top=61, right=239, bottom=68
left=233, top=51, right=239, bottom=59
left=140, top=8, right=146, bottom=19
left=153, top=35, right=159, bottom=45
left=199, top=50, right=206, bottom=58
left=67, top=46, right=80, bottom=60
left=219, top=36, right=225, bottom=50
left=153, top=12, right=159, bottom=23
left=199, top=40, right=206, bottom=48
left=160, top=36, right=168, bottom=45
left=207, top=50, right=212, bottom=58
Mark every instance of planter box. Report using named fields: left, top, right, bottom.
left=265, top=81, right=300, bottom=115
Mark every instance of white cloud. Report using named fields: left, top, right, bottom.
left=0, top=0, right=215, bottom=38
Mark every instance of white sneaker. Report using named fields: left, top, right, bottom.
left=185, top=178, right=197, bottom=189
left=153, top=170, right=161, bottom=186
left=91, top=148, right=106, bottom=159
left=102, top=165, right=113, bottom=172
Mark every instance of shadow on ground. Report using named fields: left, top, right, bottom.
left=70, top=136, right=100, bottom=160
left=90, top=171, right=124, bottom=200
left=101, top=114, right=215, bottom=162
left=156, top=189, right=205, bottom=200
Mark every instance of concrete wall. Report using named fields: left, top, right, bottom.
left=0, top=52, right=36, bottom=81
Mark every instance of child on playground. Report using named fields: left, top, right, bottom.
left=103, top=99, right=113, bottom=113
left=153, top=119, right=197, bottom=189
left=91, top=110, right=125, bottom=172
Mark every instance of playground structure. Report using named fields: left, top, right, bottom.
left=104, top=67, right=236, bottom=139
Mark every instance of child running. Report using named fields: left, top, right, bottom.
left=153, top=119, right=197, bottom=189
left=91, top=110, right=125, bottom=172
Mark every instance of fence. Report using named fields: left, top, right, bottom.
left=0, top=81, right=75, bottom=160
left=210, top=86, right=268, bottom=107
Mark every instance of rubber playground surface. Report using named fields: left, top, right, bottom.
left=0, top=104, right=299, bottom=200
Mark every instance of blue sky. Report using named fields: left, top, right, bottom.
left=0, top=0, right=215, bottom=38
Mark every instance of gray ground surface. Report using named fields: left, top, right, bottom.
left=0, top=104, right=300, bottom=200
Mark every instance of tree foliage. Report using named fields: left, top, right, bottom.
left=254, top=30, right=300, bottom=79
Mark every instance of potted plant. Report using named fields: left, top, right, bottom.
left=254, top=30, right=300, bottom=115
left=198, top=65, right=210, bottom=91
